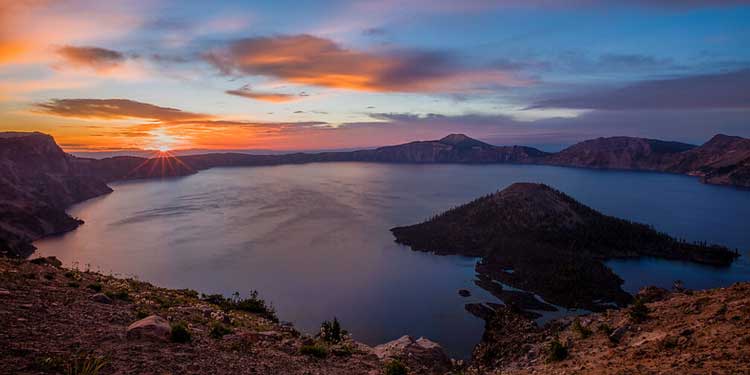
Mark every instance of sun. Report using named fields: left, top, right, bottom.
left=157, top=145, right=170, bottom=152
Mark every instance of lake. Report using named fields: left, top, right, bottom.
left=34, top=162, right=750, bottom=358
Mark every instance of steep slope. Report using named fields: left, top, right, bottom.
left=542, top=136, right=695, bottom=170
left=391, top=183, right=738, bottom=310
left=0, top=133, right=112, bottom=257
left=667, top=134, right=750, bottom=187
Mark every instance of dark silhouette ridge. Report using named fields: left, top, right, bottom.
left=391, top=183, right=738, bottom=312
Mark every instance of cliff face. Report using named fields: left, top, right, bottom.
left=0, top=133, right=112, bottom=257
left=391, top=183, right=738, bottom=311
left=542, top=136, right=695, bottom=171
left=540, top=134, right=750, bottom=188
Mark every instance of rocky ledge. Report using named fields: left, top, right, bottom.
left=0, top=257, right=452, bottom=375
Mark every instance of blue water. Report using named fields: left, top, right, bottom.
left=33, top=163, right=750, bottom=358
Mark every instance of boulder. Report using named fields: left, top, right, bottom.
left=373, top=335, right=451, bottom=374
left=90, top=293, right=112, bottom=304
left=609, top=324, right=629, bottom=343
left=458, top=289, right=471, bottom=297
left=126, top=315, right=171, bottom=342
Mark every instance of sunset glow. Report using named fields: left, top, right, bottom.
left=1, top=1, right=749, bottom=153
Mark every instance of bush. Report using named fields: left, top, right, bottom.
left=170, top=322, right=191, bottom=343
left=209, top=322, right=233, bottom=339
left=628, top=298, right=650, bottom=323
left=383, top=359, right=408, bottom=375
left=598, top=323, right=612, bottom=336
left=67, top=281, right=80, bottom=288
left=571, top=318, right=592, bottom=339
left=320, top=317, right=346, bottom=343
left=300, top=344, right=328, bottom=358
left=43, top=272, right=55, bottom=280
left=105, top=290, right=130, bottom=301
left=202, top=291, right=277, bottom=322
left=547, top=339, right=568, bottom=362
left=65, top=352, right=107, bottom=375
left=87, top=283, right=102, bottom=292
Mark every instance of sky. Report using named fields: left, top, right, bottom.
left=1, top=0, right=749, bottom=152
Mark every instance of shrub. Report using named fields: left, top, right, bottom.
left=628, top=298, right=650, bottom=323
left=65, top=353, right=107, bottom=375
left=203, top=291, right=277, bottom=322
left=87, top=283, right=102, bottom=292
left=43, top=272, right=55, bottom=280
left=571, top=318, right=592, bottom=339
left=105, top=290, right=130, bottom=301
left=67, top=281, right=80, bottom=288
left=320, top=317, right=346, bottom=343
left=135, top=309, right=149, bottom=319
left=547, top=339, right=568, bottom=362
left=383, top=359, right=408, bottom=375
left=300, top=344, right=328, bottom=358
left=170, top=322, right=191, bottom=343
left=598, top=323, right=613, bottom=336
left=209, top=322, right=233, bottom=339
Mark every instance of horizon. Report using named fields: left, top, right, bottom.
left=2, top=1, right=750, bottom=153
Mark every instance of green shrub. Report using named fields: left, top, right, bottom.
left=203, top=291, right=277, bottom=322
left=43, top=272, right=55, bottom=280
left=87, top=283, right=102, bottom=292
left=300, top=344, right=328, bottom=358
left=209, top=322, right=233, bottom=339
left=383, top=359, right=408, bottom=375
left=105, top=290, right=130, bottom=301
left=571, top=318, right=592, bottom=339
left=320, top=317, right=346, bottom=343
left=170, top=322, right=191, bottom=343
left=65, top=353, right=107, bottom=375
left=628, top=298, right=650, bottom=323
left=547, top=339, right=568, bottom=362
left=135, top=309, right=149, bottom=319
left=67, top=281, right=80, bottom=288
left=598, top=323, right=613, bottom=336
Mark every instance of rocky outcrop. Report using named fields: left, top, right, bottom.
left=392, top=183, right=738, bottom=312
left=126, top=315, right=171, bottom=342
left=0, top=132, right=112, bottom=257
left=372, top=335, right=452, bottom=374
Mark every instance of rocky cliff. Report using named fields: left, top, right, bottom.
left=0, top=133, right=112, bottom=257
left=391, top=183, right=738, bottom=311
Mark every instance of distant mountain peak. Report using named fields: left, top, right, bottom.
left=439, top=134, right=474, bottom=144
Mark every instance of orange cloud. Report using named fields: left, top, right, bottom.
left=225, top=85, right=298, bottom=102
left=33, top=99, right=213, bottom=122
left=57, top=46, right=126, bottom=72
left=205, top=35, right=526, bottom=93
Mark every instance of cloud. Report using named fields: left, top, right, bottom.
left=33, top=99, right=212, bottom=122
left=56, top=46, right=126, bottom=71
left=530, top=69, right=750, bottom=110
left=204, top=34, right=527, bottom=93
left=225, top=85, right=297, bottom=102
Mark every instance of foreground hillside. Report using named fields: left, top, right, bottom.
left=2, top=257, right=748, bottom=374
left=0, top=257, right=452, bottom=375
left=470, top=283, right=750, bottom=374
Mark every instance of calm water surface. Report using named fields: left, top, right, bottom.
left=34, top=163, right=750, bottom=357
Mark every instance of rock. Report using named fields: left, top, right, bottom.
left=90, top=293, right=112, bottom=304
left=636, top=286, right=671, bottom=303
left=458, top=289, right=471, bottom=297
left=465, top=303, right=495, bottom=320
left=126, top=315, right=171, bottom=342
left=0, top=289, right=10, bottom=297
left=373, top=335, right=451, bottom=374
left=610, top=324, right=630, bottom=343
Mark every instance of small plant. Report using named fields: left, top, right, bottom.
left=300, top=343, right=328, bottom=358
left=65, top=352, right=108, bottom=375
left=546, top=339, right=568, bottom=362
left=320, top=317, right=346, bottom=343
left=87, top=283, right=102, bottom=292
left=628, top=298, right=650, bottom=323
left=383, top=359, right=408, bottom=375
left=203, top=291, right=277, bottom=322
left=135, top=309, right=149, bottom=319
left=598, top=323, right=613, bottom=336
left=43, top=272, right=55, bottom=280
left=571, top=318, right=592, bottom=339
left=209, top=322, right=233, bottom=339
left=170, top=322, right=191, bottom=343
left=67, top=281, right=80, bottom=288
